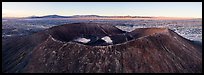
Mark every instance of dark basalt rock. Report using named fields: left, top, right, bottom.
left=2, top=23, right=202, bottom=73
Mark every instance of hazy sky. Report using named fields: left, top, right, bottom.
left=2, top=2, right=202, bottom=18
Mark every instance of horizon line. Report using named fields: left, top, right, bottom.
left=2, top=14, right=202, bottom=19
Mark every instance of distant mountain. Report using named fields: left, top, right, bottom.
left=28, top=15, right=71, bottom=18
left=28, top=15, right=101, bottom=18
left=72, top=15, right=101, bottom=17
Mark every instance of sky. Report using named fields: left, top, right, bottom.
left=2, top=2, right=202, bottom=18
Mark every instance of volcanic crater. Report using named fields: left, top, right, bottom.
left=43, top=23, right=171, bottom=46
left=2, top=23, right=202, bottom=73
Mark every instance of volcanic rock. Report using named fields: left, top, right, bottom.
left=2, top=23, right=202, bottom=73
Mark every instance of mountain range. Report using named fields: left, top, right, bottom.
left=27, top=15, right=153, bottom=19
